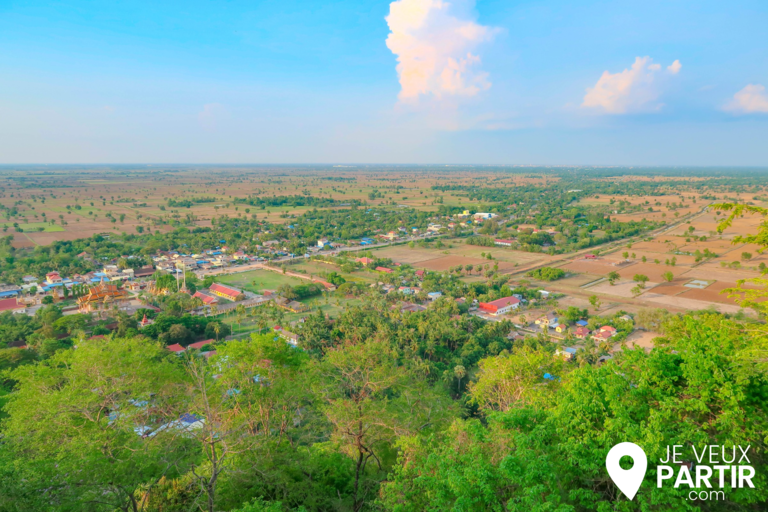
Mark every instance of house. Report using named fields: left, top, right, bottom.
left=535, top=312, right=558, bottom=329
left=279, top=330, right=299, bottom=346
left=375, top=266, right=393, bottom=274
left=356, top=257, right=375, bottom=266
left=317, top=238, right=330, bottom=248
left=46, top=271, right=62, bottom=284
left=166, top=344, right=186, bottom=353
left=592, top=330, right=612, bottom=342
left=208, top=283, right=245, bottom=301
left=574, top=326, right=591, bottom=339
left=22, top=275, right=37, bottom=284
left=383, top=231, right=398, bottom=241
left=584, top=254, right=597, bottom=260
left=538, top=290, right=551, bottom=298
left=554, top=323, right=568, bottom=334
left=506, top=330, right=525, bottom=341
left=598, top=325, right=617, bottom=337
left=193, top=290, right=219, bottom=305
left=556, top=347, right=578, bottom=361
left=401, top=303, right=427, bottom=313
left=575, top=320, right=589, bottom=327
left=478, top=296, right=521, bottom=316
left=125, top=281, right=146, bottom=292
left=415, top=270, right=425, bottom=279
left=619, top=314, right=633, bottom=323
left=494, top=239, right=514, bottom=247
left=427, top=292, right=442, bottom=301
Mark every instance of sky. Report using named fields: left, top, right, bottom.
left=0, top=0, right=767, bottom=165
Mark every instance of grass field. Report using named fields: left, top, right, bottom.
left=216, top=270, right=307, bottom=293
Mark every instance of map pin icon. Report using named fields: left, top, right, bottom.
left=606, top=442, right=647, bottom=500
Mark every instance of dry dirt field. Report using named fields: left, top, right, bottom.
left=369, top=241, right=556, bottom=273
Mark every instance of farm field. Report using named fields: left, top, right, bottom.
left=535, top=205, right=768, bottom=315
left=368, top=240, right=554, bottom=273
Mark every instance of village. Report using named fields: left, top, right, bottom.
left=0, top=195, right=745, bottom=369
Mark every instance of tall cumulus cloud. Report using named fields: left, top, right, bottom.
left=386, top=0, right=499, bottom=102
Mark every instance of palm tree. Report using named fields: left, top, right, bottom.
left=212, top=322, right=221, bottom=342
left=454, top=365, right=467, bottom=394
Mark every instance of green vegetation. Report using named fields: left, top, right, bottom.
left=526, top=266, right=566, bottom=281
left=3, top=172, right=768, bottom=511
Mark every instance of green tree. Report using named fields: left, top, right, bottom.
left=607, top=271, right=620, bottom=285
left=2, top=336, right=194, bottom=512
left=633, top=273, right=649, bottom=288
left=313, top=339, right=454, bottom=512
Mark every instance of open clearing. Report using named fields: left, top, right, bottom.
left=216, top=270, right=307, bottom=293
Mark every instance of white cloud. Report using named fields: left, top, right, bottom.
left=724, top=84, right=768, bottom=114
left=582, top=56, right=681, bottom=114
left=385, top=0, right=499, bottom=101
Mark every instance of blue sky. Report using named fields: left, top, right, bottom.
left=1, top=0, right=766, bottom=165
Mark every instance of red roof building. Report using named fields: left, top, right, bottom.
left=166, top=344, right=186, bottom=353
left=478, top=296, right=521, bottom=316
left=574, top=326, right=591, bottom=338
left=356, top=257, right=375, bottom=266
left=208, top=283, right=245, bottom=301
left=375, top=266, right=393, bottom=273
left=0, top=298, right=25, bottom=313
left=193, top=290, right=219, bottom=305
left=187, top=339, right=215, bottom=350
